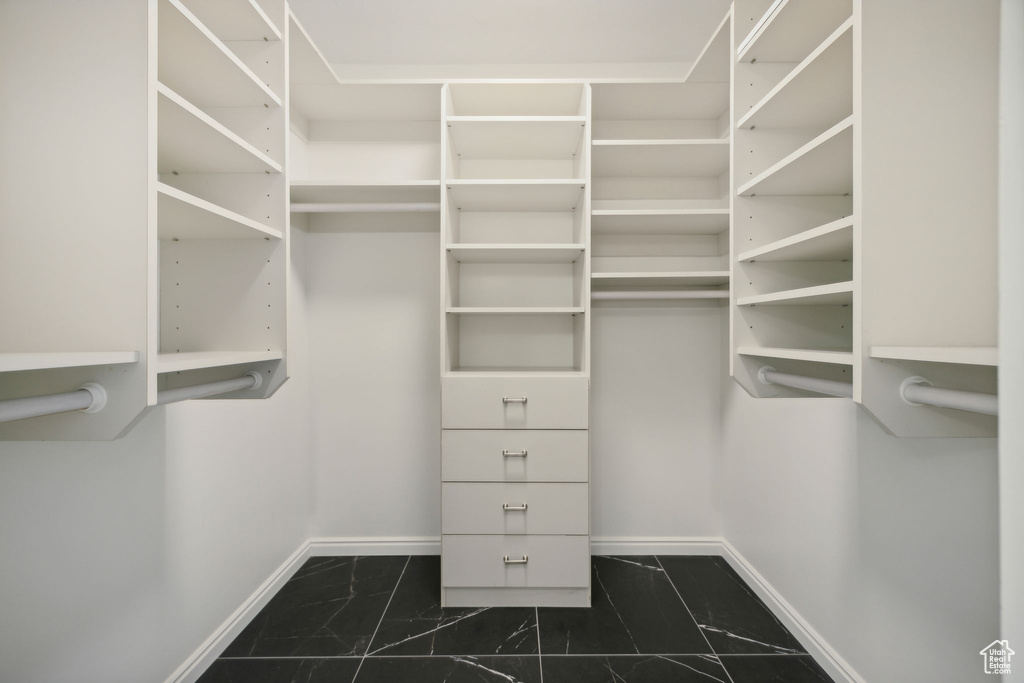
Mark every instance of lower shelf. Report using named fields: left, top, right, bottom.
left=868, top=346, right=997, bottom=366
left=0, top=352, right=139, bottom=373
left=592, top=271, right=729, bottom=288
left=738, top=346, right=854, bottom=365
left=155, top=350, right=283, bottom=374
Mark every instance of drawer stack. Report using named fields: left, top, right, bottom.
left=440, top=375, right=591, bottom=607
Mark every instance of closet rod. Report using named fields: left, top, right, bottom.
left=901, top=377, right=998, bottom=416
left=290, top=202, right=441, bottom=213
left=758, top=367, right=853, bottom=398
left=157, top=371, right=263, bottom=406
left=592, top=290, right=729, bottom=300
left=0, top=383, right=106, bottom=424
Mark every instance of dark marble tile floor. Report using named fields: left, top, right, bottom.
left=198, top=555, right=834, bottom=683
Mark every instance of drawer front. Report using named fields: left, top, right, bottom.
left=441, top=376, right=589, bottom=429
left=442, top=535, right=590, bottom=588
left=442, top=430, right=588, bottom=482
left=442, top=483, right=588, bottom=535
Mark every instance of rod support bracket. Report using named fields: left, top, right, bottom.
left=900, top=375, right=932, bottom=407
left=79, top=383, right=107, bottom=414
left=757, top=365, right=776, bottom=385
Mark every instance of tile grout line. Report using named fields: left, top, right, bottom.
left=352, top=555, right=410, bottom=682
left=536, top=606, right=543, bottom=683
left=654, top=555, right=738, bottom=683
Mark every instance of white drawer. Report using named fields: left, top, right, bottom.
left=442, top=430, right=588, bottom=482
left=442, top=535, right=590, bottom=588
left=442, top=482, right=588, bottom=535
left=441, top=375, right=589, bottom=429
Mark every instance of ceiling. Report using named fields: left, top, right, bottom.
left=287, top=0, right=732, bottom=66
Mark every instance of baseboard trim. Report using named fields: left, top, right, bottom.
left=720, top=540, right=864, bottom=683
left=165, top=539, right=312, bottom=683
left=591, top=536, right=724, bottom=556
left=309, top=536, right=441, bottom=555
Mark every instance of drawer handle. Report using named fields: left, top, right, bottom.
left=503, top=502, right=528, bottom=511
left=503, top=555, right=529, bottom=565
left=502, top=450, right=528, bottom=458
left=502, top=397, right=528, bottom=404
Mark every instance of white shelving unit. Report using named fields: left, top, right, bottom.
left=738, top=346, right=854, bottom=365
left=158, top=183, right=282, bottom=240
left=590, top=7, right=732, bottom=301
left=155, top=350, right=284, bottom=374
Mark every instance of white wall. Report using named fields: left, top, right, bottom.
left=0, top=230, right=312, bottom=683
left=721, top=389, right=999, bottom=683
left=591, top=304, right=722, bottom=540
left=1000, top=0, right=1024, bottom=655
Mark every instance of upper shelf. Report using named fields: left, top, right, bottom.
left=738, top=346, right=854, bottom=365
left=737, top=281, right=853, bottom=306
left=178, top=0, right=281, bottom=41
left=448, top=83, right=585, bottom=116
left=291, top=181, right=441, bottom=204
left=738, top=117, right=853, bottom=196
left=738, top=0, right=852, bottom=64
left=448, top=117, right=586, bottom=159
left=738, top=216, right=853, bottom=262
left=869, top=347, right=998, bottom=367
left=0, top=352, right=139, bottom=373
left=592, top=208, right=730, bottom=235
left=738, top=19, right=853, bottom=130
left=288, top=8, right=338, bottom=85
left=447, top=244, right=585, bottom=263
left=592, top=271, right=730, bottom=288
left=158, top=0, right=281, bottom=108
left=593, top=139, right=729, bottom=178
left=157, top=84, right=282, bottom=174
left=447, top=180, right=585, bottom=212
left=158, top=183, right=282, bottom=240
left=291, top=83, right=441, bottom=123
left=684, top=7, right=732, bottom=83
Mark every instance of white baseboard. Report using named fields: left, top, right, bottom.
left=720, top=539, right=864, bottom=683
left=309, top=536, right=441, bottom=556
left=165, top=539, right=312, bottom=683
left=591, top=536, right=725, bottom=556
left=167, top=535, right=862, bottom=683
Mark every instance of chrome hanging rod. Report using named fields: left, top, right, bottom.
left=157, top=371, right=263, bottom=406
left=0, top=383, right=107, bottom=424
left=758, top=367, right=853, bottom=399
left=900, top=376, right=998, bottom=416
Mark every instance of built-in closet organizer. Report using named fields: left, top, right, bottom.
left=1, top=0, right=290, bottom=441
left=440, top=83, right=592, bottom=607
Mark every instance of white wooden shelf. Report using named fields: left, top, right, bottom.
left=447, top=244, right=585, bottom=263
left=290, top=181, right=440, bottom=204
left=158, top=183, right=281, bottom=240
left=592, top=83, right=729, bottom=122
left=869, top=347, right=998, bottom=367
left=179, top=0, right=281, bottom=41
left=738, top=0, right=853, bottom=64
left=288, top=8, right=338, bottom=85
left=446, top=180, right=585, bottom=211
left=738, top=117, right=853, bottom=196
left=592, top=208, right=730, bottom=235
left=684, top=7, right=732, bottom=83
left=446, top=307, right=585, bottom=315
left=157, top=84, right=282, bottom=174
left=738, top=217, right=853, bottom=262
left=738, top=19, right=853, bottom=130
left=737, top=281, right=853, bottom=306
left=159, top=0, right=281, bottom=108
left=592, top=271, right=730, bottom=288
left=445, top=368, right=586, bottom=377
left=291, top=83, right=441, bottom=123
left=447, top=117, right=586, bottom=159
left=156, top=351, right=283, bottom=374
left=738, top=346, right=854, bottom=365
left=0, top=352, right=140, bottom=373
left=593, top=139, right=729, bottom=177
left=448, top=83, right=585, bottom=116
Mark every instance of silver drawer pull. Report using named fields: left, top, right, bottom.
left=502, top=450, right=528, bottom=457
left=502, top=502, right=528, bottom=511
left=502, top=397, right=528, bottom=404
left=503, top=555, right=529, bottom=564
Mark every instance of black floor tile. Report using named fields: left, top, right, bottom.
left=538, top=556, right=710, bottom=655
left=367, top=556, right=538, bottom=656
left=196, top=657, right=360, bottom=683
left=221, top=556, right=408, bottom=657
left=720, top=654, right=834, bottom=682
left=542, top=655, right=731, bottom=682
left=659, top=556, right=806, bottom=655
left=354, top=655, right=540, bottom=682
